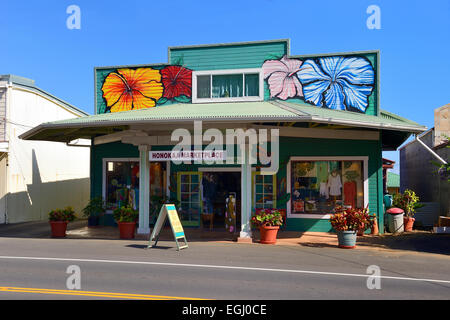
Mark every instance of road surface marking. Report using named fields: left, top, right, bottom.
left=0, top=286, right=205, bottom=300
left=0, top=255, right=449, bottom=285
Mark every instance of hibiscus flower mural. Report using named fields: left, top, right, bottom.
left=161, top=66, right=192, bottom=99
left=102, top=68, right=163, bottom=113
left=297, top=56, right=375, bottom=113
left=263, top=56, right=303, bottom=100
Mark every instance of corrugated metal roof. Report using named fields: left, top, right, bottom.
left=387, top=172, right=400, bottom=188
left=19, top=100, right=427, bottom=142
left=272, top=100, right=426, bottom=132
left=44, top=101, right=297, bottom=125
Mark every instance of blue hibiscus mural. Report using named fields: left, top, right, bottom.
left=297, top=56, right=375, bottom=113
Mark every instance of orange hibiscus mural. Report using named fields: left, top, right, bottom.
left=102, top=68, right=163, bottom=112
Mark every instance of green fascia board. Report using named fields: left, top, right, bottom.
left=168, top=39, right=290, bottom=61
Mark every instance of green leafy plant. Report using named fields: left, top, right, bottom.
left=49, top=206, right=76, bottom=222
left=82, top=197, right=105, bottom=218
left=330, top=206, right=373, bottom=231
left=392, top=189, right=422, bottom=217
left=251, top=209, right=283, bottom=227
left=113, top=205, right=138, bottom=223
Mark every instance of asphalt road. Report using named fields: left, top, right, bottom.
left=0, top=236, right=449, bottom=300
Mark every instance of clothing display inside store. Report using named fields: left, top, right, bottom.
left=106, top=161, right=139, bottom=210
left=201, top=172, right=241, bottom=229
left=291, top=160, right=364, bottom=215
left=105, top=161, right=167, bottom=216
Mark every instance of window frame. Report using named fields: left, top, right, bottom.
left=252, top=172, right=277, bottom=210
left=286, top=156, right=369, bottom=220
left=192, top=68, right=264, bottom=103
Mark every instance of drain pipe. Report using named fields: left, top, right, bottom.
left=415, top=131, right=448, bottom=165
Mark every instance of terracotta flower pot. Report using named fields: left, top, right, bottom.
left=259, top=225, right=280, bottom=244
left=404, top=217, right=415, bottom=232
left=357, top=223, right=365, bottom=236
left=50, top=221, right=68, bottom=238
left=371, top=218, right=379, bottom=235
left=118, top=222, right=136, bottom=239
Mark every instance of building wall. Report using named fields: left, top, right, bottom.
left=95, top=40, right=379, bottom=116
left=400, top=129, right=449, bottom=218
left=0, top=154, right=7, bottom=224
left=0, top=85, right=6, bottom=142
left=278, top=137, right=383, bottom=232
left=91, top=135, right=384, bottom=233
left=5, top=86, right=90, bottom=223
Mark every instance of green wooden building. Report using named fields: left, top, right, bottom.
left=21, top=39, right=426, bottom=238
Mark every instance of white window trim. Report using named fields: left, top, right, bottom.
left=286, top=156, right=369, bottom=220
left=192, top=68, right=264, bottom=103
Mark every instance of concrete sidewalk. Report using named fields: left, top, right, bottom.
left=1, top=219, right=449, bottom=256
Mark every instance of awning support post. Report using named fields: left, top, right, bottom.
left=137, top=145, right=151, bottom=235
left=239, top=143, right=252, bottom=240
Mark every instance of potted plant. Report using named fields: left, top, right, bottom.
left=82, top=197, right=105, bottom=227
left=251, top=209, right=283, bottom=244
left=392, top=189, right=422, bottom=232
left=330, top=206, right=373, bottom=249
left=48, top=206, right=76, bottom=238
left=113, top=205, right=139, bottom=239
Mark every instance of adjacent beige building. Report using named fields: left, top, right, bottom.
left=0, top=75, right=90, bottom=224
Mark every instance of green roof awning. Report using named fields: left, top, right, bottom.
left=20, top=100, right=427, bottom=149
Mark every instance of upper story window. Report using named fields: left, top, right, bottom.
left=192, top=68, right=264, bottom=103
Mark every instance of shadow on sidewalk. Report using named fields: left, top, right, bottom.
left=1, top=220, right=448, bottom=256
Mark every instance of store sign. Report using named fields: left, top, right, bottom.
left=148, top=204, right=188, bottom=251
left=149, top=150, right=225, bottom=162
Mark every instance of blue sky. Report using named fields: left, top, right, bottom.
left=2, top=0, right=449, bottom=172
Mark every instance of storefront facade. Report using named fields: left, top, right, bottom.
left=21, top=39, right=426, bottom=238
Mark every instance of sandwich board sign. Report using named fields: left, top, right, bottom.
left=148, top=204, right=188, bottom=251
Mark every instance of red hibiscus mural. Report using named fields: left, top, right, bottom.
left=161, top=66, right=192, bottom=99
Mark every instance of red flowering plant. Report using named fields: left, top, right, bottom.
left=329, top=206, right=373, bottom=232
left=48, top=206, right=76, bottom=222
left=251, top=209, right=283, bottom=227
left=113, top=205, right=139, bottom=223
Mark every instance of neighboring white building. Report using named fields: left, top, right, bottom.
left=399, top=104, right=449, bottom=224
left=0, top=75, right=90, bottom=224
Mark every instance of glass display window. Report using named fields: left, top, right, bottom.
left=105, top=160, right=139, bottom=211
left=290, top=160, right=364, bottom=215
left=104, top=160, right=167, bottom=214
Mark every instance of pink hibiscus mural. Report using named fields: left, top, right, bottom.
left=263, top=55, right=303, bottom=100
